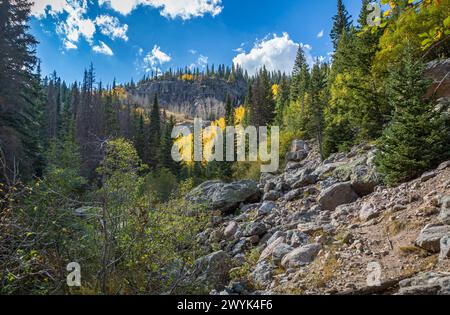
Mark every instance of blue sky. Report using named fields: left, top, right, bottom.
left=30, top=0, right=363, bottom=84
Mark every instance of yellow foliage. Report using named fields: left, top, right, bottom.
left=272, top=84, right=280, bottom=97
left=180, top=74, right=194, bottom=81
left=234, top=106, right=246, bottom=125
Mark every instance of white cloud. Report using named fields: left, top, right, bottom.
left=30, top=0, right=68, bottom=17
left=317, top=30, right=324, bottom=38
left=55, top=1, right=95, bottom=48
left=99, top=0, right=223, bottom=20
left=95, top=15, right=129, bottom=41
left=92, top=41, right=114, bottom=56
left=143, top=45, right=172, bottom=73
left=197, top=55, right=208, bottom=68
left=233, top=33, right=308, bottom=76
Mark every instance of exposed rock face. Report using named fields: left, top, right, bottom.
left=187, top=180, right=261, bottom=213
left=425, top=58, right=450, bottom=99
left=129, top=78, right=247, bottom=119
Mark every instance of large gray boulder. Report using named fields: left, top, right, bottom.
left=398, top=272, right=450, bottom=295
left=194, top=251, right=232, bottom=290
left=291, top=140, right=308, bottom=152
left=250, top=261, right=273, bottom=287
left=243, top=222, right=267, bottom=237
left=187, top=180, right=261, bottom=213
left=272, top=243, right=294, bottom=266
left=258, top=236, right=285, bottom=263
left=415, top=224, right=450, bottom=253
left=318, top=182, right=359, bottom=211
left=286, top=150, right=307, bottom=163
left=285, top=167, right=317, bottom=188
left=281, top=243, right=321, bottom=269
left=350, top=164, right=381, bottom=197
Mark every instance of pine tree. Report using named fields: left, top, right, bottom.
left=330, top=0, right=352, bottom=51
left=290, top=46, right=310, bottom=103
left=224, top=94, right=233, bottom=126
left=358, top=0, right=371, bottom=28
left=376, top=49, right=450, bottom=185
left=307, top=61, right=327, bottom=160
left=159, top=115, right=179, bottom=175
left=250, top=67, right=275, bottom=127
left=0, top=0, right=40, bottom=181
left=275, top=74, right=290, bottom=126
left=147, top=94, right=161, bottom=168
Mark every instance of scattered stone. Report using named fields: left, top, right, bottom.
left=258, top=236, right=285, bottom=263
left=437, top=160, right=450, bottom=171
left=258, top=201, right=277, bottom=216
left=359, top=202, right=381, bottom=221
left=319, top=182, right=359, bottom=211
left=285, top=167, right=317, bottom=188
left=398, top=272, right=450, bottom=295
left=291, top=140, right=308, bottom=152
left=250, top=262, right=273, bottom=287
left=420, top=171, right=437, bottom=182
left=264, top=182, right=276, bottom=193
left=415, top=224, right=450, bottom=253
left=243, top=222, right=267, bottom=237
left=272, top=243, right=294, bottom=266
left=391, top=204, right=407, bottom=213
left=224, top=221, right=238, bottom=239
left=248, top=235, right=260, bottom=244
left=285, top=230, right=309, bottom=247
left=194, top=251, right=231, bottom=290
left=439, top=236, right=450, bottom=261
left=263, top=190, right=282, bottom=202
left=281, top=243, right=321, bottom=269
left=240, top=203, right=260, bottom=213
left=286, top=150, right=308, bottom=162
left=438, top=196, right=450, bottom=224
left=284, top=188, right=303, bottom=202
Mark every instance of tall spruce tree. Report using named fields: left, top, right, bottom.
left=358, top=0, right=371, bottom=27
left=224, top=94, right=233, bottom=126
left=307, top=61, right=328, bottom=160
left=290, top=46, right=310, bottom=103
left=147, top=94, right=161, bottom=168
left=330, top=0, right=352, bottom=51
left=376, top=49, right=450, bottom=185
left=0, top=0, right=40, bottom=181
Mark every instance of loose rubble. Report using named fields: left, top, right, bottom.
left=189, top=139, right=450, bottom=295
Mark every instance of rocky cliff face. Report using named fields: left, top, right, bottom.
left=128, top=78, right=248, bottom=119
left=189, top=140, right=450, bottom=295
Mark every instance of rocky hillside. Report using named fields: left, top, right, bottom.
left=188, top=140, right=450, bottom=295
left=128, top=77, right=248, bottom=119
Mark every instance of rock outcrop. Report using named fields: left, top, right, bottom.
left=187, top=180, right=261, bottom=213
left=128, top=78, right=247, bottom=119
